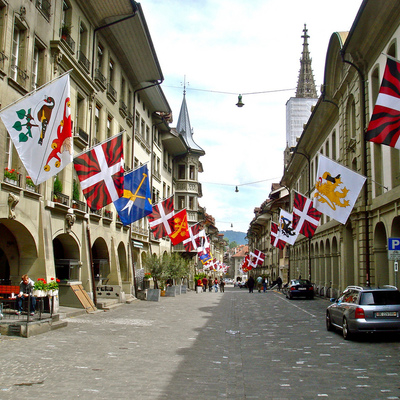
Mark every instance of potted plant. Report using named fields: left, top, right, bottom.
left=61, top=23, right=72, bottom=39
left=33, top=278, right=47, bottom=297
left=72, top=179, right=80, bottom=208
left=4, top=168, right=20, bottom=184
left=144, top=272, right=152, bottom=280
left=26, top=175, right=35, bottom=190
left=47, top=277, right=60, bottom=296
left=53, top=175, right=63, bottom=202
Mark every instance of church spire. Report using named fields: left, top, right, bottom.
left=295, top=24, right=317, bottom=98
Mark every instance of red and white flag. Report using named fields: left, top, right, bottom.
left=147, top=195, right=174, bottom=239
left=0, top=74, right=73, bottom=185
left=249, top=249, right=265, bottom=266
left=183, top=223, right=204, bottom=252
left=74, top=133, right=124, bottom=210
left=271, top=221, right=286, bottom=250
left=292, top=191, right=321, bottom=238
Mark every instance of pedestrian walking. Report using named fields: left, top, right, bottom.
left=208, top=277, right=213, bottom=292
left=214, top=278, right=219, bottom=292
left=276, top=276, right=283, bottom=291
left=202, top=276, right=208, bottom=292
left=256, top=276, right=263, bottom=292
left=262, top=276, right=267, bottom=293
left=247, top=276, right=255, bottom=293
left=196, top=278, right=203, bottom=294
left=219, top=278, right=225, bottom=293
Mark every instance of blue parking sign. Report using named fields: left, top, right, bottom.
left=389, top=238, right=400, bottom=251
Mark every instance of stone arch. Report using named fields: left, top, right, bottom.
left=92, top=237, right=110, bottom=285
left=0, top=219, right=38, bottom=283
left=118, top=241, right=128, bottom=282
left=344, top=223, right=355, bottom=287
left=53, top=233, right=80, bottom=281
left=373, top=221, right=388, bottom=286
left=332, top=236, right=339, bottom=297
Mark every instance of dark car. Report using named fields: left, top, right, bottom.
left=284, top=279, right=314, bottom=300
left=326, top=285, right=400, bottom=340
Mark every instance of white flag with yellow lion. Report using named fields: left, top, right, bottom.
left=313, top=155, right=366, bottom=224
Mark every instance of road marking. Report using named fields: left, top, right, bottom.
left=278, top=296, right=317, bottom=317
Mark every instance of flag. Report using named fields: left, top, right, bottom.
left=250, top=249, right=265, bottom=266
left=113, top=164, right=152, bottom=225
left=168, top=209, right=190, bottom=245
left=147, top=195, right=174, bottom=239
left=292, top=191, right=322, bottom=238
left=271, top=221, right=286, bottom=250
left=366, top=57, right=400, bottom=149
left=0, top=74, right=73, bottom=185
left=278, top=209, right=299, bottom=245
left=183, top=223, right=203, bottom=252
left=313, top=155, right=366, bottom=224
left=199, top=250, right=212, bottom=265
left=74, top=134, right=124, bottom=210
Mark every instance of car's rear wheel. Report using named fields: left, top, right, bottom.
left=342, top=317, right=352, bottom=340
left=326, top=312, right=333, bottom=331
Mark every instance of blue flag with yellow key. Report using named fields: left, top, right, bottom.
left=114, top=164, right=152, bottom=225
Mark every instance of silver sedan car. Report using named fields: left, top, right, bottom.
left=326, top=285, right=400, bottom=340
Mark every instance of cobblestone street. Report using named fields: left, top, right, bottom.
left=1, top=287, right=400, bottom=399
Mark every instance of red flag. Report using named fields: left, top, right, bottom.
left=250, top=249, right=265, bottom=266
left=74, top=134, right=124, bottom=210
left=183, top=223, right=203, bottom=252
left=168, top=209, right=190, bottom=245
left=271, top=221, right=286, bottom=250
left=292, top=191, right=321, bottom=238
left=147, top=195, right=174, bottom=239
left=366, top=57, right=400, bottom=149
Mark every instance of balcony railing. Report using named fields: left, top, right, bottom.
left=94, top=68, right=107, bottom=90
left=71, top=199, right=86, bottom=211
left=107, top=83, right=117, bottom=103
left=61, top=33, right=75, bottom=53
left=77, top=51, right=90, bottom=73
left=119, top=100, right=128, bottom=118
left=52, top=191, right=69, bottom=206
left=126, top=112, right=133, bottom=127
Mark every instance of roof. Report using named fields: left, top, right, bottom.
left=175, top=95, right=205, bottom=155
left=232, top=245, right=249, bottom=258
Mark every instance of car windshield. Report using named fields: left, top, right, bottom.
left=360, top=290, right=400, bottom=305
left=293, top=280, right=311, bottom=285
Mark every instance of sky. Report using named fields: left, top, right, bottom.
left=141, top=0, right=364, bottom=233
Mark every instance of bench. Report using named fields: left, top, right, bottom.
left=0, top=285, right=20, bottom=299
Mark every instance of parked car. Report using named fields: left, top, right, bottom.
left=238, top=281, right=248, bottom=289
left=284, top=279, right=314, bottom=300
left=326, top=285, right=400, bottom=340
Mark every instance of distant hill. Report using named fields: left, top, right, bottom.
left=220, top=230, right=247, bottom=245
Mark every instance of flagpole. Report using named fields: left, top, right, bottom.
left=0, top=69, right=73, bottom=114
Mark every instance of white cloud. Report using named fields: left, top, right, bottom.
left=142, top=0, right=363, bottom=232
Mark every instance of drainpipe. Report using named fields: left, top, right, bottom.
left=340, top=50, right=370, bottom=287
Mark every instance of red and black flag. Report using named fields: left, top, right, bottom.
left=74, top=133, right=124, bottom=210
left=270, top=221, right=286, bottom=250
left=183, top=223, right=203, bottom=252
left=147, top=195, right=174, bottom=239
left=292, top=191, right=321, bottom=239
left=366, top=57, right=400, bottom=149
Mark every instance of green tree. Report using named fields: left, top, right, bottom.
left=143, top=254, right=164, bottom=289
left=229, top=240, right=238, bottom=249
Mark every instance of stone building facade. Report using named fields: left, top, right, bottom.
left=249, top=0, right=400, bottom=298
left=0, top=0, right=205, bottom=308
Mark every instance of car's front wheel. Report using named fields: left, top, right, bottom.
left=342, top=317, right=352, bottom=340
left=326, top=311, right=333, bottom=331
